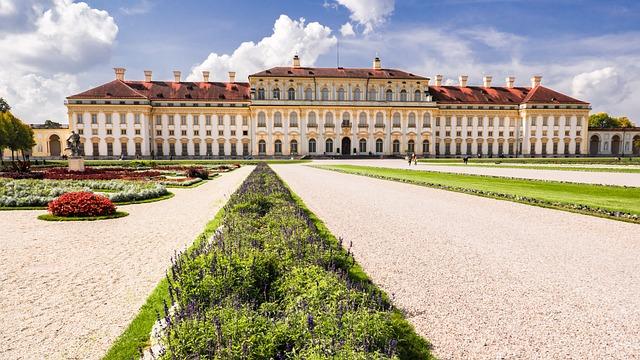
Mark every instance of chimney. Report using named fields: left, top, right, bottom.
left=506, top=76, right=515, bottom=88
left=114, top=67, right=126, bottom=81
left=531, top=75, right=542, bottom=88
left=202, top=71, right=210, bottom=82
left=144, top=70, right=152, bottom=82
left=434, top=74, right=443, bottom=86
left=228, top=71, right=236, bottom=83
left=483, top=75, right=492, bottom=87
left=292, top=55, right=301, bottom=68
left=173, top=70, right=181, bottom=82
left=459, top=75, right=468, bottom=87
left=373, top=56, right=381, bottom=70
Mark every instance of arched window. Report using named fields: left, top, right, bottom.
left=392, top=112, right=401, bottom=128
left=290, top=140, right=298, bottom=154
left=400, top=89, right=407, bottom=101
left=289, top=112, right=298, bottom=127
left=408, top=112, right=416, bottom=128
left=272, top=88, right=280, bottom=100
left=342, top=112, right=350, bottom=127
left=257, top=88, right=265, bottom=100
left=288, top=88, right=295, bottom=100
left=325, top=138, right=334, bottom=153
left=368, top=88, right=377, bottom=101
left=414, top=90, right=421, bottom=102
left=408, top=139, right=415, bottom=153
left=274, top=112, right=282, bottom=127
left=308, top=138, right=317, bottom=153
left=392, top=139, right=400, bottom=153
left=385, top=89, right=393, bottom=101
left=305, top=88, right=313, bottom=100
left=422, top=140, right=430, bottom=154
left=376, top=138, right=383, bottom=153
left=337, top=88, right=345, bottom=101
left=258, top=140, right=266, bottom=154
left=257, top=112, right=266, bottom=127
left=321, top=87, right=329, bottom=100
left=375, top=112, right=384, bottom=127
left=423, top=113, right=431, bottom=127
left=308, top=111, right=317, bottom=126
left=359, top=112, right=367, bottom=126
left=274, top=139, right=282, bottom=154
left=353, top=88, right=361, bottom=101
left=325, top=112, right=334, bottom=126
left=359, top=138, right=367, bottom=153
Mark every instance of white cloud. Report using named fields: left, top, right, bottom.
left=340, top=22, right=355, bottom=37
left=0, top=0, right=118, bottom=123
left=187, top=15, right=336, bottom=82
left=120, top=0, right=153, bottom=16
left=335, top=0, right=394, bottom=34
left=0, top=0, right=16, bottom=16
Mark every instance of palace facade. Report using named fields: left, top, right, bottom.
left=65, top=56, right=592, bottom=158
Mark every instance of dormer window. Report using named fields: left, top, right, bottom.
left=273, top=88, right=280, bottom=100
left=414, top=90, right=421, bottom=101
left=385, top=89, right=393, bottom=101
left=288, top=87, right=295, bottom=100
left=400, top=89, right=407, bottom=102
left=337, top=88, right=345, bottom=101
left=257, top=88, right=265, bottom=100
left=321, top=88, right=329, bottom=101
left=304, top=88, right=312, bottom=100
left=353, top=88, right=361, bottom=101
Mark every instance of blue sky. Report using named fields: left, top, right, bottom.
left=1, top=0, right=639, bottom=123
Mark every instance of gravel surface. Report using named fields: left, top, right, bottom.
left=0, top=166, right=253, bottom=360
left=313, top=159, right=640, bottom=187
left=273, top=164, right=640, bottom=359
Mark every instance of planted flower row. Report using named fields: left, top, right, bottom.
left=0, top=178, right=168, bottom=207
left=151, top=164, right=430, bottom=359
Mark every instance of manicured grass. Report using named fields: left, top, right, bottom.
left=315, top=164, right=640, bottom=222
left=422, top=162, right=640, bottom=173
left=418, top=156, right=640, bottom=165
left=41, top=159, right=310, bottom=167
left=37, top=211, right=128, bottom=221
left=102, top=208, right=226, bottom=360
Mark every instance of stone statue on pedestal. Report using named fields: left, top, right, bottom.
left=66, top=131, right=82, bottom=157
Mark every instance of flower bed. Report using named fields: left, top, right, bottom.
left=48, top=192, right=116, bottom=217
left=151, top=164, right=430, bottom=359
left=0, top=178, right=169, bottom=207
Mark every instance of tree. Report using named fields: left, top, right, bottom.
left=589, top=112, right=619, bottom=128
left=3, top=112, right=35, bottom=163
left=43, top=119, right=62, bottom=128
left=617, top=116, right=634, bottom=128
left=0, top=97, right=10, bottom=113
left=0, top=114, right=8, bottom=164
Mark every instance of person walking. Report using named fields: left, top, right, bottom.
left=412, top=153, right=417, bottom=165
left=463, top=155, right=469, bottom=165
left=407, top=154, right=412, bottom=166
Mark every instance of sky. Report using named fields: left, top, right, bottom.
left=1, top=0, right=639, bottom=124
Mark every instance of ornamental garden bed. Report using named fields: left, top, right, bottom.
left=0, top=178, right=170, bottom=208
left=124, top=163, right=431, bottom=359
left=38, top=191, right=129, bottom=221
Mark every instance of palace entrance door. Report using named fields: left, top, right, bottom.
left=341, top=137, right=351, bottom=155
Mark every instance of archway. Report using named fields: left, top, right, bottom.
left=611, top=135, right=621, bottom=155
left=49, top=135, right=61, bottom=156
left=633, top=135, right=640, bottom=156
left=589, top=135, right=600, bottom=156
left=341, top=137, right=351, bottom=155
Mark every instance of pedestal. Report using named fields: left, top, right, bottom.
left=68, top=157, right=85, bottom=172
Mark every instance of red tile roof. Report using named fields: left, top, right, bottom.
left=521, top=85, right=588, bottom=104
left=68, top=79, right=251, bottom=101
left=250, top=67, right=428, bottom=80
left=429, top=85, right=588, bottom=105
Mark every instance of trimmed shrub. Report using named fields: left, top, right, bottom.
left=185, top=167, right=209, bottom=180
left=48, top=192, right=116, bottom=217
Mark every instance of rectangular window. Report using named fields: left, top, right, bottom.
left=553, top=142, right=558, bottom=155
left=218, top=143, right=225, bottom=156
left=231, top=130, right=236, bottom=136
left=106, top=114, right=112, bottom=124
left=155, top=116, right=162, bottom=125
left=106, top=129, right=112, bottom=135
left=92, top=129, right=98, bottom=135
left=156, top=143, right=163, bottom=156
left=359, top=140, right=366, bottom=153
left=134, top=114, right=141, bottom=124
left=206, top=143, right=213, bottom=156
left=135, top=129, right=141, bottom=135
left=231, top=143, right=237, bottom=156
left=91, top=114, right=97, bottom=124
left=156, top=130, right=162, bottom=136
left=455, top=143, right=461, bottom=155
left=242, top=130, right=248, bottom=136
left=107, top=143, right=113, bottom=156
left=205, top=115, right=212, bottom=125
left=181, top=115, right=187, bottom=125
left=530, top=142, right=536, bottom=155
left=194, top=143, right=200, bottom=156
left=242, top=116, right=248, bottom=126
left=92, top=142, right=99, bottom=156
left=169, top=143, right=175, bottom=156
left=466, top=142, right=472, bottom=154
left=76, top=113, right=83, bottom=124
left=78, top=129, right=83, bottom=135
left=121, top=142, right=128, bottom=156
left=169, top=130, right=175, bottom=136
left=444, top=143, right=451, bottom=155
left=181, top=142, right=188, bottom=156
left=193, top=115, right=199, bottom=125
left=230, top=117, right=236, bottom=126
left=194, top=130, right=199, bottom=136
left=242, top=143, right=249, bottom=155
left=218, top=117, right=224, bottom=126
left=476, top=142, right=482, bottom=155
left=206, top=130, right=212, bottom=136
left=135, top=143, right=142, bottom=156
left=169, top=115, right=175, bottom=125
left=181, top=130, right=187, bottom=136
left=218, top=130, right=224, bottom=136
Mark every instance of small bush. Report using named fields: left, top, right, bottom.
left=48, top=192, right=116, bottom=217
left=185, top=167, right=209, bottom=180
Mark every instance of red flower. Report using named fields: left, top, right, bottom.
left=48, top=192, right=116, bottom=217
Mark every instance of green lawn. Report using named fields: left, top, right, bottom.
left=421, top=162, right=640, bottom=173
left=418, top=156, right=640, bottom=165
left=315, top=164, right=640, bottom=219
left=36, top=159, right=310, bottom=167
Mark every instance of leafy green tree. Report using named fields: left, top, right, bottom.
left=617, top=116, right=634, bottom=128
left=0, top=114, right=8, bottom=164
left=0, top=97, right=10, bottom=113
left=589, top=112, right=619, bottom=128
left=43, top=119, right=62, bottom=128
left=3, top=112, right=35, bottom=163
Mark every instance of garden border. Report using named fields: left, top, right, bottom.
left=37, top=211, right=129, bottom=222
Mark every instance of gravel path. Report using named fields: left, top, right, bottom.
left=313, top=159, right=640, bottom=187
left=0, top=166, right=253, bottom=360
left=273, top=164, right=640, bottom=359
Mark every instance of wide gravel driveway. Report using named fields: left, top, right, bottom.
left=273, top=164, right=640, bottom=359
left=0, top=166, right=252, bottom=360
left=314, top=159, right=640, bottom=187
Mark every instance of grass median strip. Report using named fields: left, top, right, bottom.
left=314, top=164, right=640, bottom=223
left=418, top=157, right=640, bottom=165
left=420, top=162, right=640, bottom=174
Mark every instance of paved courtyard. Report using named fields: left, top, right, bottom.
left=313, top=159, right=640, bottom=187
left=273, top=164, right=640, bottom=359
left=0, top=166, right=252, bottom=360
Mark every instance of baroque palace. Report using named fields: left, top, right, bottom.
left=62, top=56, right=603, bottom=158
